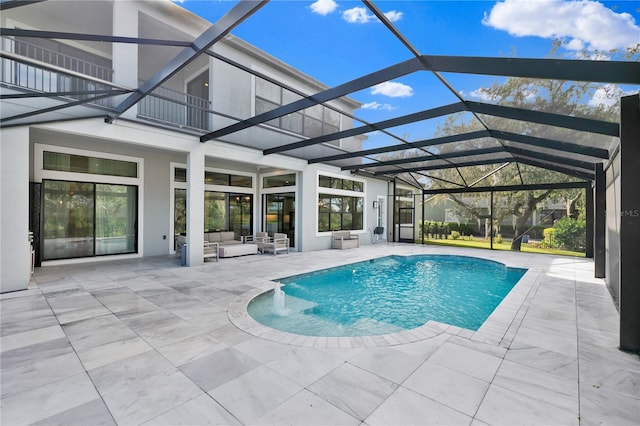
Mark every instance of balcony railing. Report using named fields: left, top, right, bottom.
left=1, top=36, right=115, bottom=108
left=138, top=84, right=211, bottom=132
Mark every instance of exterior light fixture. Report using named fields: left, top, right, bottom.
left=373, top=201, right=379, bottom=209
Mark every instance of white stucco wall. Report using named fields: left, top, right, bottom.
left=1, top=128, right=31, bottom=292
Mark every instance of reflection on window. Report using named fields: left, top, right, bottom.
left=174, top=168, right=252, bottom=188
left=43, top=180, right=137, bottom=260
left=175, top=190, right=253, bottom=237
left=44, top=151, right=137, bottom=178
left=318, top=175, right=363, bottom=192
left=317, top=195, right=363, bottom=232
left=263, top=173, right=296, bottom=188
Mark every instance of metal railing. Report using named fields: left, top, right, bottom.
left=138, top=83, right=211, bottom=131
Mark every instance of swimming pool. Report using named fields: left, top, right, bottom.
left=248, top=255, right=527, bottom=337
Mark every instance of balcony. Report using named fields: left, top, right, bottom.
left=1, top=37, right=211, bottom=132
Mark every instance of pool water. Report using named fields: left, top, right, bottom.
left=248, top=255, right=527, bottom=337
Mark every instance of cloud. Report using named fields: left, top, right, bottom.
left=483, top=0, right=640, bottom=51
left=310, top=0, right=337, bottom=16
left=371, top=81, right=413, bottom=98
left=361, top=101, right=396, bottom=111
left=588, top=84, right=637, bottom=108
left=342, top=7, right=403, bottom=24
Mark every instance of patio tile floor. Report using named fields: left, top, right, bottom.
left=1, top=244, right=639, bottom=425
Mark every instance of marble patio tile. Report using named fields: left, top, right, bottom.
left=32, top=398, right=116, bottom=426
left=365, top=386, right=472, bottom=426
left=75, top=336, right=153, bottom=371
left=207, top=323, right=253, bottom=345
left=88, top=351, right=177, bottom=396
left=1, top=351, right=85, bottom=398
left=138, top=320, right=205, bottom=347
left=233, top=335, right=296, bottom=364
left=0, top=373, right=100, bottom=426
left=0, top=313, right=59, bottom=336
left=1, top=336, right=72, bottom=371
left=143, top=291, right=203, bottom=310
left=100, top=368, right=203, bottom=425
left=62, top=314, right=137, bottom=351
left=156, top=332, right=228, bottom=366
left=428, top=341, right=502, bottom=382
left=392, top=332, right=450, bottom=358
left=266, top=347, right=345, bottom=387
left=208, top=365, right=303, bottom=424
left=0, top=324, right=66, bottom=352
left=579, top=383, right=640, bottom=426
left=347, top=346, right=425, bottom=384
left=511, top=324, right=578, bottom=358
left=492, top=359, right=579, bottom=414
left=446, top=334, right=508, bottom=359
left=579, top=358, right=640, bottom=400
left=0, top=294, right=51, bottom=318
left=307, top=363, right=398, bottom=421
left=46, top=292, right=103, bottom=315
left=475, top=384, right=579, bottom=426
left=55, top=305, right=111, bottom=325
left=403, top=361, right=489, bottom=417
left=252, top=389, right=360, bottom=426
left=143, top=394, right=241, bottom=425
left=503, top=345, right=578, bottom=380
left=180, top=347, right=261, bottom=391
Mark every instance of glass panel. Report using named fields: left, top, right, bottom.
left=229, top=174, right=252, bottom=188
left=324, top=108, right=340, bottom=128
left=95, top=184, right=137, bottom=255
left=264, top=193, right=295, bottom=246
left=42, top=180, right=94, bottom=260
left=44, top=151, right=137, bottom=178
left=318, top=194, right=363, bottom=231
left=204, top=191, right=226, bottom=231
left=353, top=181, right=364, bottom=192
left=174, top=168, right=186, bottom=183
left=306, top=105, right=323, bottom=120
left=263, top=173, right=296, bottom=188
left=282, top=90, right=302, bottom=104
left=255, top=98, right=280, bottom=127
left=319, top=175, right=331, bottom=188
left=174, top=189, right=186, bottom=235
left=205, top=171, right=229, bottom=185
left=229, top=194, right=252, bottom=236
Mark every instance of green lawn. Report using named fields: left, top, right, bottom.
left=419, top=238, right=585, bottom=257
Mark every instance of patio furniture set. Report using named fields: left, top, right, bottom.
left=175, top=231, right=290, bottom=262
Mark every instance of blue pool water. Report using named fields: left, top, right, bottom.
left=248, top=255, right=527, bottom=337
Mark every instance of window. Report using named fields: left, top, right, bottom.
left=263, top=173, right=296, bottom=188
left=43, top=180, right=137, bottom=260
left=174, top=190, right=253, bottom=237
left=255, top=77, right=341, bottom=141
left=319, top=176, right=363, bottom=192
left=318, top=195, right=364, bottom=232
left=175, top=168, right=252, bottom=188
left=44, top=151, right=137, bottom=178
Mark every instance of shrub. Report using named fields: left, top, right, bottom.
left=495, top=234, right=503, bottom=244
left=552, top=217, right=585, bottom=251
left=450, top=231, right=461, bottom=240
left=543, top=227, right=555, bottom=247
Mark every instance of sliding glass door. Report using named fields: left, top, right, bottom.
left=42, top=180, right=137, bottom=260
left=264, top=193, right=295, bottom=247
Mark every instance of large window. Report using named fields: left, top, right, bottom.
left=174, top=190, right=253, bottom=237
left=318, top=195, right=364, bottom=232
left=255, top=77, right=341, bottom=141
left=43, top=180, right=137, bottom=260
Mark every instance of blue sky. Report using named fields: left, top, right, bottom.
left=174, top=0, right=639, bottom=146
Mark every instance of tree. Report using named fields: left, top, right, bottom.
left=423, top=44, right=622, bottom=251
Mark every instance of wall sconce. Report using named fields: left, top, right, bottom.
left=373, top=201, right=379, bottom=209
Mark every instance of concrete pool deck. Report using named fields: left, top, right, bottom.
left=1, top=244, right=638, bottom=425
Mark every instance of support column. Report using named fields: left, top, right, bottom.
left=585, top=185, right=594, bottom=258
left=594, top=163, right=605, bottom=276
left=619, top=94, right=640, bottom=353
left=112, top=0, right=138, bottom=120
left=1, top=128, right=31, bottom=293
left=186, top=145, right=205, bottom=267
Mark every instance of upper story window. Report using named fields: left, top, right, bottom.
left=44, top=151, right=137, bottom=178
left=174, top=168, right=252, bottom=188
left=396, top=188, right=415, bottom=197
left=263, top=173, right=296, bottom=188
left=319, top=175, right=363, bottom=192
left=255, top=77, right=340, bottom=142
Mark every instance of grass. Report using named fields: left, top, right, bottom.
left=420, top=238, right=586, bottom=257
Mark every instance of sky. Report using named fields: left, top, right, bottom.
left=173, top=0, right=639, bottom=146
